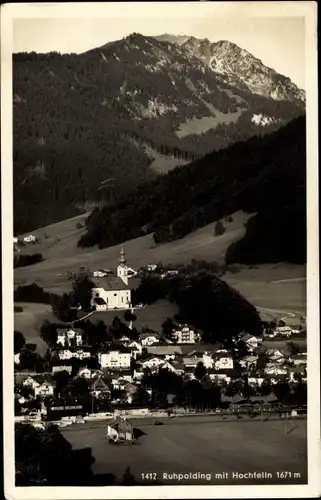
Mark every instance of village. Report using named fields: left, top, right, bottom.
left=14, top=247, right=307, bottom=436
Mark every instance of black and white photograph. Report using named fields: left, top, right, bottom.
left=1, top=2, right=319, bottom=498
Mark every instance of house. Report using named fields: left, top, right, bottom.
left=123, top=383, right=138, bottom=404
left=58, top=349, right=74, bottom=361
left=52, top=364, right=73, bottom=375
left=23, top=234, right=36, bottom=243
left=274, top=325, right=299, bottom=337
left=93, top=269, right=112, bottom=278
left=91, top=247, right=131, bottom=311
left=171, top=325, right=201, bottom=344
left=239, top=355, right=258, bottom=370
left=133, top=367, right=145, bottom=380
left=99, top=348, right=131, bottom=370
left=111, top=373, right=133, bottom=390
left=138, top=356, right=165, bottom=370
left=207, top=369, right=232, bottom=384
left=266, top=349, right=285, bottom=363
left=57, top=328, right=84, bottom=347
left=248, top=374, right=265, bottom=386
left=139, top=332, right=161, bottom=347
left=90, top=376, right=111, bottom=398
left=240, top=334, right=262, bottom=351
left=128, top=341, right=143, bottom=359
left=118, top=335, right=131, bottom=347
left=289, top=354, right=307, bottom=366
left=147, top=264, right=157, bottom=271
left=264, top=363, right=287, bottom=376
left=288, top=366, right=307, bottom=382
left=23, top=375, right=54, bottom=397
left=58, top=348, right=91, bottom=361
left=78, top=367, right=100, bottom=379
left=213, top=353, right=234, bottom=370
left=268, top=374, right=288, bottom=385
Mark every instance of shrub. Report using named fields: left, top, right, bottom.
left=215, top=220, right=226, bottom=237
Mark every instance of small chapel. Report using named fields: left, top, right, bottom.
left=91, top=246, right=132, bottom=311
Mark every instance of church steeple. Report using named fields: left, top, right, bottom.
left=117, top=245, right=128, bottom=285
left=119, top=245, right=126, bottom=265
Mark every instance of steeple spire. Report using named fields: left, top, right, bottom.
left=119, top=245, right=125, bottom=265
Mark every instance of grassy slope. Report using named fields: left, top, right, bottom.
left=15, top=210, right=306, bottom=312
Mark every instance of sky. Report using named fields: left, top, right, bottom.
left=13, top=6, right=306, bottom=89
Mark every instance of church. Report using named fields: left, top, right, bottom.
left=91, top=246, right=132, bottom=311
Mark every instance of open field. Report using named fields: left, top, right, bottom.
left=62, top=415, right=307, bottom=485
left=15, top=211, right=306, bottom=315
left=88, top=299, right=178, bottom=332
left=14, top=303, right=57, bottom=355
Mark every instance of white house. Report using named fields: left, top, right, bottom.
left=138, top=356, right=165, bottom=370
left=93, top=269, right=111, bottom=278
left=248, top=374, right=265, bottom=386
left=213, top=353, right=234, bottom=370
left=266, top=349, right=285, bottom=363
left=78, top=367, right=100, bottom=379
left=172, top=325, right=201, bottom=344
left=91, top=247, right=131, bottom=311
left=241, top=334, right=262, bottom=351
left=128, top=341, right=143, bottom=359
left=264, top=363, right=287, bottom=376
left=208, top=370, right=232, bottom=383
left=99, top=349, right=131, bottom=370
left=274, top=326, right=300, bottom=337
left=289, top=354, right=307, bottom=366
left=23, top=234, right=36, bottom=243
left=52, top=364, right=73, bottom=375
left=23, top=375, right=54, bottom=397
left=288, top=367, right=307, bottom=382
left=139, top=332, right=161, bottom=347
left=118, top=335, right=131, bottom=347
left=57, top=328, right=84, bottom=347
left=239, top=355, right=258, bottom=370
left=58, top=348, right=91, bottom=361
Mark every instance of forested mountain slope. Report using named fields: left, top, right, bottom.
left=79, top=116, right=306, bottom=265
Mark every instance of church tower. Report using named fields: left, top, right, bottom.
left=117, top=245, right=128, bottom=286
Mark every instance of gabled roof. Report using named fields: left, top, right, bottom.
left=139, top=332, right=161, bottom=340
left=93, top=276, right=129, bottom=290
left=32, top=375, right=55, bottom=386
left=93, top=297, right=107, bottom=305
left=90, top=376, right=110, bottom=392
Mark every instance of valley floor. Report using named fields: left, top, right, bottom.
left=61, top=415, right=307, bottom=485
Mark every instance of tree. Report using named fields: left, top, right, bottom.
left=53, top=370, right=71, bottom=397
left=161, top=317, right=176, bottom=340
left=215, top=220, right=226, bottom=237
left=51, top=294, right=73, bottom=322
left=40, top=321, right=58, bottom=348
left=259, top=381, right=272, bottom=399
left=71, top=274, right=95, bottom=311
left=122, top=467, right=137, bottom=486
left=287, top=341, right=301, bottom=356
left=194, top=362, right=207, bottom=381
left=14, top=331, right=26, bottom=354
left=124, top=310, right=137, bottom=330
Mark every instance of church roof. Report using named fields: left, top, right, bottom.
left=93, top=276, right=129, bottom=290
left=93, top=297, right=107, bottom=305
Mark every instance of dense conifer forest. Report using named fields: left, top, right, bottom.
left=78, top=116, right=306, bottom=264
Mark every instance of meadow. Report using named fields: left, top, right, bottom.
left=62, top=415, right=307, bottom=485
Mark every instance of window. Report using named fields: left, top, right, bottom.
left=114, top=293, right=117, bottom=296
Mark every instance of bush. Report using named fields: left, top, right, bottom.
left=14, top=253, right=44, bottom=268
left=215, top=220, right=226, bottom=237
